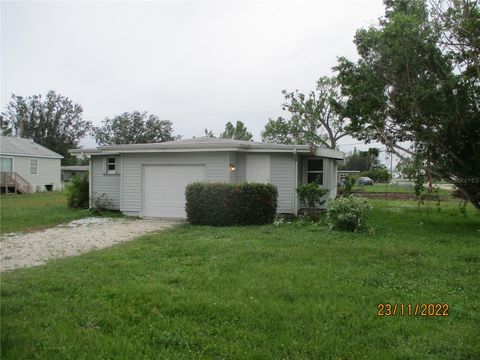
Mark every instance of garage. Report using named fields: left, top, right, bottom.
left=143, top=165, right=206, bottom=218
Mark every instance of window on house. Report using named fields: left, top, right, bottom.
left=307, top=159, right=323, bottom=185
left=29, top=159, right=38, bottom=175
left=0, top=157, right=13, bottom=172
left=107, top=157, right=116, bottom=174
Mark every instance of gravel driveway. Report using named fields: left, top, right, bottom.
left=0, top=217, right=179, bottom=272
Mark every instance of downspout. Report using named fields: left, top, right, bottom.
left=88, top=153, right=93, bottom=209
left=293, top=148, right=298, bottom=216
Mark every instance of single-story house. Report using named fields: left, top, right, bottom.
left=61, top=165, right=89, bottom=182
left=338, top=170, right=361, bottom=183
left=0, top=135, right=63, bottom=193
left=71, top=137, right=344, bottom=218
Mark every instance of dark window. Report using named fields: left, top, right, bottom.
left=307, top=159, right=323, bottom=185
left=107, top=157, right=116, bottom=173
left=308, top=159, right=323, bottom=171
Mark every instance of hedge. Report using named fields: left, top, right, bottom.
left=185, top=182, right=278, bottom=226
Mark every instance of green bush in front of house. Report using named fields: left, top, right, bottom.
left=185, top=182, right=278, bottom=226
left=296, top=182, right=328, bottom=208
left=65, top=173, right=89, bottom=209
left=361, top=167, right=392, bottom=183
left=326, top=196, right=371, bottom=231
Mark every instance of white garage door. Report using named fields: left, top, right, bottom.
left=143, top=165, right=206, bottom=218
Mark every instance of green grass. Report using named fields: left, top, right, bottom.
left=0, top=192, right=92, bottom=234
left=1, top=200, right=479, bottom=359
left=353, top=183, right=452, bottom=196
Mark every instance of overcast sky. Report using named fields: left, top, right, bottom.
left=1, top=0, right=392, bottom=161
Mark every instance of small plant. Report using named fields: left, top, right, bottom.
left=65, top=173, right=89, bottom=209
left=90, top=193, right=113, bottom=215
left=296, top=182, right=328, bottom=208
left=326, top=196, right=371, bottom=231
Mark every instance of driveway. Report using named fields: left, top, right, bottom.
left=0, top=217, right=179, bottom=272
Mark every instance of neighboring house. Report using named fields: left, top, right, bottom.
left=0, top=136, right=63, bottom=193
left=61, top=165, right=89, bottom=182
left=71, top=137, right=344, bottom=218
left=338, top=170, right=361, bottom=183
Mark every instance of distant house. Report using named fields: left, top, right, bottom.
left=71, top=137, right=344, bottom=218
left=338, top=170, right=361, bottom=183
left=0, top=136, right=63, bottom=193
left=61, top=165, right=89, bottom=183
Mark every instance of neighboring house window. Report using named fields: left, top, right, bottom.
left=0, top=157, right=13, bottom=172
left=29, top=159, right=38, bottom=175
left=106, top=157, right=116, bottom=174
left=307, top=159, right=323, bottom=185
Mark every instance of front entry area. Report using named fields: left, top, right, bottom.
left=246, top=154, right=271, bottom=183
left=143, top=165, right=206, bottom=218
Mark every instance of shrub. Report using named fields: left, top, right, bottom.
left=337, top=175, right=357, bottom=197
left=90, top=193, right=113, bottom=215
left=65, top=173, right=89, bottom=209
left=185, top=182, right=278, bottom=226
left=296, top=182, right=328, bottom=208
left=326, top=196, right=371, bottom=231
left=361, top=167, right=391, bottom=183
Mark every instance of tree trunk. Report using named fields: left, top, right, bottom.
left=458, top=183, right=480, bottom=211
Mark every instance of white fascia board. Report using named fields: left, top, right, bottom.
left=73, top=145, right=334, bottom=157
left=0, top=152, right=63, bottom=159
left=315, top=148, right=345, bottom=160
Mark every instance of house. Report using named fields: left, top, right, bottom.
left=71, top=137, right=344, bottom=218
left=338, top=170, right=361, bottom=183
left=0, top=136, right=63, bottom=193
left=61, top=165, right=89, bottom=182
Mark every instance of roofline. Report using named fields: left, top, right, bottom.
left=69, top=141, right=344, bottom=159
left=70, top=147, right=344, bottom=159
left=100, top=142, right=311, bottom=151
left=0, top=152, right=63, bottom=159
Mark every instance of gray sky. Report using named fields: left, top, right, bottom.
left=1, top=0, right=389, bottom=160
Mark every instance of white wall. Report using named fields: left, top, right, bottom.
left=8, top=155, right=61, bottom=191
left=91, top=155, right=121, bottom=210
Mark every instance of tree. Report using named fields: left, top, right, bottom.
left=93, top=111, right=177, bottom=145
left=204, top=128, right=214, bottom=137
left=220, top=121, right=253, bottom=141
left=340, top=148, right=381, bottom=171
left=396, top=156, right=421, bottom=179
left=1, top=91, right=91, bottom=164
left=261, top=76, right=348, bottom=149
left=335, top=0, right=480, bottom=209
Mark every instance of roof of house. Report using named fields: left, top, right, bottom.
left=0, top=136, right=63, bottom=159
left=61, top=165, right=89, bottom=171
left=70, top=137, right=344, bottom=160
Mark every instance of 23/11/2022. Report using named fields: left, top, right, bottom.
left=377, top=303, right=449, bottom=317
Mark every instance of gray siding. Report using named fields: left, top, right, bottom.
left=236, top=153, right=246, bottom=182
left=91, top=156, right=121, bottom=210
left=270, top=153, right=295, bottom=213
left=122, top=152, right=229, bottom=215
left=323, top=158, right=338, bottom=199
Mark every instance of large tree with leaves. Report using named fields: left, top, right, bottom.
left=335, top=0, right=480, bottom=209
left=262, top=76, right=348, bottom=149
left=93, top=111, right=177, bottom=145
left=220, top=121, right=253, bottom=141
left=1, top=91, right=91, bottom=164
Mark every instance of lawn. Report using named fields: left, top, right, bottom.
left=0, top=192, right=91, bottom=234
left=353, top=183, right=452, bottom=196
left=1, top=200, right=479, bottom=359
